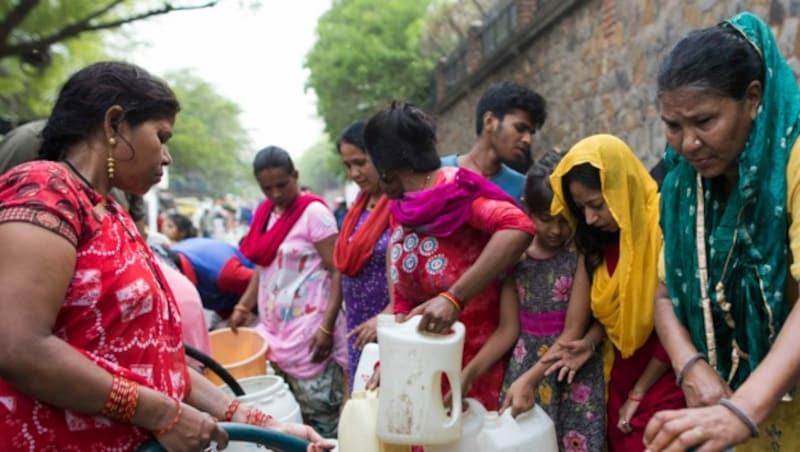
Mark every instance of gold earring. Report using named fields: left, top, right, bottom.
left=109, top=137, right=116, bottom=146
left=107, top=149, right=116, bottom=180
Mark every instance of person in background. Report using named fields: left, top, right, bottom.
left=161, top=212, right=197, bottom=243
left=0, top=61, right=332, bottom=451
left=170, top=237, right=254, bottom=325
left=440, top=81, right=547, bottom=203
left=364, top=102, right=534, bottom=410
left=645, top=12, right=800, bottom=451
left=315, top=120, right=392, bottom=393
left=500, top=150, right=605, bottom=451
left=0, top=119, right=46, bottom=173
left=231, top=146, right=347, bottom=438
left=333, top=196, right=348, bottom=230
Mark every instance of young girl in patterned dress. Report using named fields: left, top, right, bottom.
left=501, top=151, right=605, bottom=451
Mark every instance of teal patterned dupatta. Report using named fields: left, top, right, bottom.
left=660, top=12, right=800, bottom=389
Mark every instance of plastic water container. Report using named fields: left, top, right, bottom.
left=219, top=375, right=302, bottom=424
left=426, top=398, right=486, bottom=452
left=375, top=315, right=465, bottom=445
left=352, top=343, right=380, bottom=393
left=207, top=327, right=269, bottom=385
left=476, top=406, right=558, bottom=452
left=337, top=390, right=410, bottom=452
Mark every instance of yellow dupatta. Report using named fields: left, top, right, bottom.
left=549, top=134, right=661, bottom=359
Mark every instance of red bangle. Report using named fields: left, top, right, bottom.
left=102, top=375, right=139, bottom=423
left=627, top=392, right=643, bottom=402
left=155, top=398, right=182, bottom=435
left=224, top=399, right=241, bottom=422
left=439, top=291, right=462, bottom=312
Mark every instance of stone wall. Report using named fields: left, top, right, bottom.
left=432, top=0, right=800, bottom=170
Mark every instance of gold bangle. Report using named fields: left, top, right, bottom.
left=318, top=325, right=333, bottom=336
left=439, top=291, right=462, bottom=312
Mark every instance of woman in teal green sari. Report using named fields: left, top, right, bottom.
left=644, top=12, right=800, bottom=451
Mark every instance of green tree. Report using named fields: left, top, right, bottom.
left=304, top=0, right=435, bottom=139
left=164, top=70, right=251, bottom=196
left=0, top=1, right=222, bottom=126
left=295, top=137, right=343, bottom=195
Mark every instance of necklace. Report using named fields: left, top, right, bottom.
left=62, top=159, right=95, bottom=190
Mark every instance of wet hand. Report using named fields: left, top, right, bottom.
left=407, top=296, right=459, bottom=335
left=644, top=405, right=751, bottom=451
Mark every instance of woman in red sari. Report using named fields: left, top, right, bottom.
left=0, top=62, right=332, bottom=452
left=363, top=102, right=535, bottom=409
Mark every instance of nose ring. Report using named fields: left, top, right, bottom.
left=694, top=139, right=701, bottom=145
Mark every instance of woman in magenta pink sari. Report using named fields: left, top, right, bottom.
left=363, top=102, right=535, bottom=409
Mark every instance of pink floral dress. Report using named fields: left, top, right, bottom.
left=500, top=250, right=605, bottom=452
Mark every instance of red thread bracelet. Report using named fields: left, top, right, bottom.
left=627, top=392, right=643, bottom=402
left=155, top=398, right=182, bottom=435
left=224, top=399, right=241, bottom=422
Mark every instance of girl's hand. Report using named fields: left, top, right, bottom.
left=155, top=402, right=229, bottom=452
left=227, top=306, right=253, bottom=333
left=309, top=328, right=333, bottom=363
left=347, top=316, right=378, bottom=349
left=541, top=338, right=594, bottom=383
left=268, top=419, right=337, bottom=452
left=499, top=376, right=537, bottom=418
left=366, top=363, right=381, bottom=391
left=618, top=397, right=641, bottom=435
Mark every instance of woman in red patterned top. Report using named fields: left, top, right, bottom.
left=363, top=102, right=535, bottom=409
left=0, top=62, right=333, bottom=452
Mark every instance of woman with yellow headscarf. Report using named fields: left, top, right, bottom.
left=504, top=134, right=685, bottom=451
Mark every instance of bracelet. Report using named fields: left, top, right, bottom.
left=154, top=398, right=182, bottom=435
left=719, top=398, right=759, bottom=438
left=439, top=291, right=462, bottom=312
left=224, top=399, right=241, bottom=422
left=318, top=325, right=333, bottom=336
left=627, top=391, right=643, bottom=402
left=102, top=375, right=140, bottom=423
left=675, top=352, right=706, bottom=387
left=586, top=338, right=597, bottom=353
left=245, top=407, right=274, bottom=427
left=233, top=304, right=251, bottom=314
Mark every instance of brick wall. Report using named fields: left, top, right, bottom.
left=432, top=0, right=800, bottom=170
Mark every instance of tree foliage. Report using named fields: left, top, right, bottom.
left=296, top=137, right=343, bottom=195
left=304, top=0, right=436, bottom=139
left=163, top=70, right=251, bottom=196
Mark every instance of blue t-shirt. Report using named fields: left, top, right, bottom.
left=171, top=238, right=254, bottom=311
left=440, top=154, right=524, bottom=204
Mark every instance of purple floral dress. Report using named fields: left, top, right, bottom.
left=500, top=250, right=605, bottom=452
left=341, top=210, right=390, bottom=391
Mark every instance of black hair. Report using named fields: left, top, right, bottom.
left=475, top=81, right=547, bottom=136
left=561, top=163, right=619, bottom=276
left=336, top=120, right=366, bottom=153
left=523, top=149, right=563, bottom=213
left=252, top=145, right=295, bottom=175
left=657, top=25, right=765, bottom=99
left=363, top=102, right=441, bottom=173
left=168, top=213, right=197, bottom=239
left=41, top=61, right=180, bottom=160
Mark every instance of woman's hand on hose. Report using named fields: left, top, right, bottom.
left=541, top=339, right=594, bottom=384
left=309, top=327, right=334, bottom=363
left=154, top=402, right=228, bottom=452
left=407, top=295, right=459, bottom=335
left=234, top=406, right=336, bottom=452
left=347, top=316, right=378, bottom=350
left=680, top=360, right=732, bottom=408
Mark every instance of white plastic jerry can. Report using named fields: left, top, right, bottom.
left=352, top=342, right=380, bottom=394
left=337, top=390, right=410, bottom=452
left=375, top=314, right=466, bottom=445
left=477, top=406, right=558, bottom=452
left=425, top=398, right=486, bottom=452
